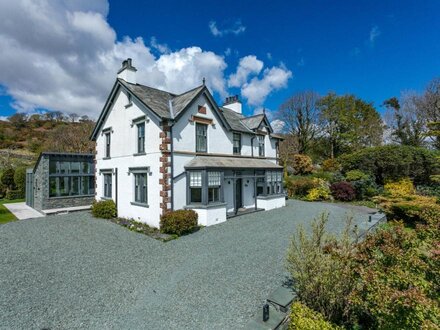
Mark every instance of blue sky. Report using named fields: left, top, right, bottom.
left=0, top=0, right=439, bottom=119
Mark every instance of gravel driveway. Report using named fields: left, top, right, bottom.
left=0, top=200, right=373, bottom=329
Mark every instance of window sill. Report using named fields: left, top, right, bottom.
left=133, top=152, right=146, bottom=157
left=131, top=201, right=149, bottom=208
left=185, top=202, right=227, bottom=209
left=49, top=194, right=95, bottom=200
left=103, top=157, right=111, bottom=160
left=101, top=196, right=113, bottom=200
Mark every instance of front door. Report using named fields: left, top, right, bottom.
left=235, top=178, right=242, bottom=211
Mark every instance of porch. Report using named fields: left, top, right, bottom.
left=184, top=156, right=286, bottom=226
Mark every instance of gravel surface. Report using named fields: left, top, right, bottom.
left=0, top=200, right=373, bottom=329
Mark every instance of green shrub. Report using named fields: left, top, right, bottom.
left=310, top=171, right=334, bottom=182
left=417, top=184, right=440, bottom=199
left=5, top=189, right=23, bottom=200
left=289, top=302, right=342, bottom=330
left=160, top=209, right=198, bottom=236
left=91, top=200, right=116, bottom=219
left=292, top=154, right=314, bottom=175
left=286, top=213, right=355, bottom=324
left=344, top=169, right=370, bottom=182
left=1, top=168, right=15, bottom=189
left=339, top=145, right=439, bottom=185
left=13, top=166, right=26, bottom=196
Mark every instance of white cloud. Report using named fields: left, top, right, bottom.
left=209, top=20, right=246, bottom=37
left=0, top=0, right=228, bottom=117
left=150, top=36, right=170, bottom=54
left=0, top=116, right=9, bottom=122
left=241, top=65, right=292, bottom=106
left=271, top=119, right=285, bottom=133
left=228, top=55, right=263, bottom=87
left=369, top=25, right=381, bottom=45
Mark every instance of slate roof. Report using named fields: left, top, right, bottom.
left=240, top=114, right=264, bottom=130
left=185, top=156, right=282, bottom=169
left=111, top=79, right=275, bottom=135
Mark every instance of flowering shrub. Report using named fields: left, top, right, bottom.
left=285, top=176, right=318, bottom=197
left=321, top=158, right=341, bottom=172
left=289, top=302, right=342, bottom=330
left=384, top=178, right=415, bottom=197
left=305, top=178, right=331, bottom=201
left=330, top=182, right=356, bottom=201
left=292, top=154, right=314, bottom=175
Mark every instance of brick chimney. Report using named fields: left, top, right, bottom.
left=223, top=95, right=242, bottom=114
left=117, top=58, right=137, bottom=84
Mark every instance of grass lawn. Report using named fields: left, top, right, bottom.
left=0, top=199, right=24, bottom=224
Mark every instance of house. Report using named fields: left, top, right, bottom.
left=26, top=152, right=95, bottom=213
left=91, top=59, right=285, bottom=228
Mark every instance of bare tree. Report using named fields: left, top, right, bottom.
left=277, top=91, right=320, bottom=154
left=45, top=121, right=95, bottom=153
left=68, top=113, right=79, bottom=123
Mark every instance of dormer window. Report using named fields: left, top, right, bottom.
left=196, top=123, right=207, bottom=153
left=258, top=135, right=265, bottom=157
left=233, top=133, right=241, bottom=155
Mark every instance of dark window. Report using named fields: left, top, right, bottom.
left=48, top=159, right=95, bottom=197
left=196, top=123, right=207, bottom=153
left=256, top=170, right=265, bottom=196
left=137, top=122, right=145, bottom=153
left=134, top=173, right=148, bottom=204
left=233, top=133, right=241, bottom=154
left=103, top=173, right=112, bottom=198
left=105, top=132, right=111, bottom=158
left=189, top=171, right=202, bottom=203
left=258, top=136, right=265, bottom=157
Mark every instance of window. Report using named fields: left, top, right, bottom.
left=134, top=173, right=148, bottom=204
left=256, top=170, right=265, bottom=196
left=208, top=171, right=221, bottom=203
left=263, top=170, right=283, bottom=195
left=105, top=132, right=111, bottom=158
left=258, top=135, right=265, bottom=157
left=233, top=133, right=241, bottom=154
left=196, top=123, right=207, bottom=153
left=48, top=159, right=95, bottom=197
left=137, top=122, right=145, bottom=153
left=189, top=171, right=202, bottom=203
left=103, top=173, right=112, bottom=198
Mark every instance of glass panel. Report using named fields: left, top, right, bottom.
left=190, top=187, right=202, bottom=203
left=59, top=177, right=69, bottom=196
left=208, top=172, right=221, bottom=186
left=59, top=161, right=69, bottom=174
left=49, top=160, right=57, bottom=174
left=82, top=162, right=90, bottom=174
left=137, top=123, right=145, bottom=153
left=196, top=123, right=207, bottom=152
left=49, top=177, right=57, bottom=197
left=190, top=171, right=202, bottom=187
left=233, top=133, right=241, bottom=154
left=208, top=187, right=220, bottom=202
left=266, top=171, right=272, bottom=182
left=70, top=177, right=80, bottom=195
left=88, top=176, right=95, bottom=195
left=70, top=162, right=80, bottom=174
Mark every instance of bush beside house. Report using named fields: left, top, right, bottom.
left=91, top=200, right=116, bottom=219
left=160, top=209, right=198, bottom=236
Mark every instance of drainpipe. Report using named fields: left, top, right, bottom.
left=251, top=136, right=255, bottom=157
left=169, top=100, right=175, bottom=211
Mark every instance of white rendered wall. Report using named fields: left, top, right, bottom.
left=95, top=88, right=163, bottom=228
left=190, top=205, right=227, bottom=226
left=257, top=195, right=286, bottom=211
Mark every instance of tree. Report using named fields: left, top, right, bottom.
left=45, top=120, right=95, bottom=153
left=68, top=113, right=79, bottom=123
left=277, top=91, right=321, bottom=154
left=383, top=93, right=426, bottom=147
left=8, top=113, right=27, bottom=130
left=418, top=78, right=440, bottom=149
left=318, top=93, right=383, bottom=158
left=1, top=168, right=15, bottom=190
left=13, top=166, right=26, bottom=197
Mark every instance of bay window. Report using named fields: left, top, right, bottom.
left=188, top=170, right=223, bottom=205
left=189, top=171, right=202, bottom=203
left=208, top=171, right=221, bottom=203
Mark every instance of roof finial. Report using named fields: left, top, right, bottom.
left=263, top=108, right=266, bottom=115
left=202, top=77, right=206, bottom=86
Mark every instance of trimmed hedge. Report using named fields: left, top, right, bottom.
left=91, top=200, right=116, bottom=219
left=160, top=209, right=198, bottom=236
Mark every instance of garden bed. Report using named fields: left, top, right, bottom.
left=107, top=217, right=177, bottom=242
